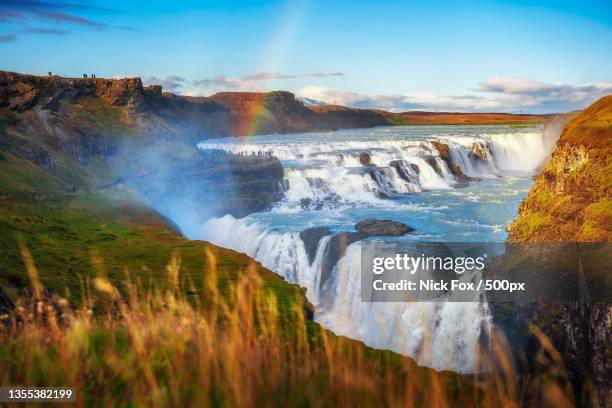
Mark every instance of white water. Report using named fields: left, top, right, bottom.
left=199, top=127, right=548, bottom=212
left=194, top=125, right=548, bottom=373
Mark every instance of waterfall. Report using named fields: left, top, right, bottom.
left=194, top=126, right=546, bottom=374
left=199, top=215, right=492, bottom=373
left=198, top=129, right=547, bottom=203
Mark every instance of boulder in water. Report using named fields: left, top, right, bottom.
left=450, top=164, right=470, bottom=185
left=430, top=141, right=473, bottom=186
left=356, top=219, right=413, bottom=236
left=317, top=219, right=414, bottom=299
left=358, top=151, right=374, bottom=166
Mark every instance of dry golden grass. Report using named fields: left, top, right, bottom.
left=0, top=245, right=575, bottom=407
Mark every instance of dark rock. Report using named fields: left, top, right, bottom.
left=430, top=140, right=472, bottom=185
left=319, top=219, right=414, bottom=294
left=389, top=160, right=421, bottom=189
left=424, top=156, right=442, bottom=174
left=126, top=149, right=285, bottom=218
left=144, top=85, right=162, bottom=96
left=300, top=226, right=331, bottom=264
left=450, top=164, right=470, bottom=185
left=0, top=287, right=14, bottom=315
left=359, top=151, right=374, bottom=166
left=320, top=231, right=363, bottom=294
left=356, top=219, right=413, bottom=236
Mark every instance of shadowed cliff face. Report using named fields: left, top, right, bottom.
left=494, top=96, right=611, bottom=408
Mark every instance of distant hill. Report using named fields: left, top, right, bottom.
left=1, top=71, right=548, bottom=140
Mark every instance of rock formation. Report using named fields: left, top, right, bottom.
left=301, top=219, right=414, bottom=292
left=495, top=96, right=611, bottom=407
left=355, top=219, right=414, bottom=236
left=358, top=151, right=374, bottom=166
left=431, top=140, right=470, bottom=184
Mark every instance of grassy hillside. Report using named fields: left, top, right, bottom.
left=508, top=95, right=611, bottom=242
left=0, top=151, right=304, bottom=316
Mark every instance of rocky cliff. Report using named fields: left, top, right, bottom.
left=498, top=96, right=611, bottom=407
left=0, top=71, right=288, bottom=217
left=508, top=96, right=611, bottom=242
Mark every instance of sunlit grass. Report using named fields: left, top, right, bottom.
left=0, top=244, right=575, bottom=407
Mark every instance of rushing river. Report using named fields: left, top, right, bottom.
left=194, top=125, right=547, bottom=373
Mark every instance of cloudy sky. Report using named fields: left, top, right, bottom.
left=1, top=0, right=611, bottom=113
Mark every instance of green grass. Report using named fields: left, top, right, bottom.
left=0, top=149, right=306, bottom=318
left=61, top=97, right=137, bottom=138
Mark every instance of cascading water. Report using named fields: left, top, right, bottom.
left=194, top=125, right=549, bottom=373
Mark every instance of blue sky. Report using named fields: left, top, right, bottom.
left=1, top=0, right=611, bottom=112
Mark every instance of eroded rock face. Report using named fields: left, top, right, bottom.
left=430, top=140, right=470, bottom=184
left=431, top=140, right=450, bottom=161
left=424, top=156, right=443, bottom=175
left=300, top=227, right=332, bottom=264
left=120, top=150, right=285, bottom=218
left=497, top=96, right=612, bottom=407
left=542, top=111, right=581, bottom=156
left=95, top=77, right=147, bottom=111
left=468, top=141, right=492, bottom=163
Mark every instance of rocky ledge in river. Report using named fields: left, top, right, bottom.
left=356, top=219, right=414, bottom=236
left=430, top=140, right=476, bottom=185
left=300, top=219, right=414, bottom=296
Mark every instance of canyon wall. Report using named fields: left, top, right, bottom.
left=0, top=71, right=287, bottom=217
left=499, top=96, right=611, bottom=407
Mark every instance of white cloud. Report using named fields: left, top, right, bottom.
left=142, top=75, right=186, bottom=92
left=297, top=86, right=407, bottom=111
left=187, top=72, right=345, bottom=96
left=297, top=77, right=612, bottom=113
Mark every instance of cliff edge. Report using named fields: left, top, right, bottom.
left=500, top=95, right=611, bottom=407
left=508, top=96, right=611, bottom=242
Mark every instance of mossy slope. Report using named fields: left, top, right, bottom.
left=508, top=95, right=612, bottom=242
